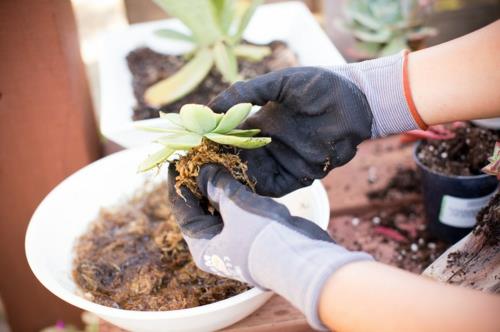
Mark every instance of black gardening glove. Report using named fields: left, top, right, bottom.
left=209, top=67, right=373, bottom=197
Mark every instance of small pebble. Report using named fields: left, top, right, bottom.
left=368, top=166, right=378, bottom=183
left=400, top=249, right=407, bottom=256
left=427, top=242, right=436, bottom=250
left=428, top=146, right=434, bottom=151
left=351, top=217, right=360, bottom=227
left=418, top=238, right=425, bottom=246
left=410, top=243, right=419, bottom=252
left=440, top=152, right=448, bottom=158
left=372, top=216, right=381, bottom=225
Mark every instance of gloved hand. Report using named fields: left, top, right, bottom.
left=209, top=51, right=426, bottom=197
left=167, top=163, right=373, bottom=330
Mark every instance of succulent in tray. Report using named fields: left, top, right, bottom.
left=145, top=0, right=270, bottom=107
left=341, top=0, right=436, bottom=57
left=138, top=103, right=270, bottom=195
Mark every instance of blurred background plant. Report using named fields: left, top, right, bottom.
left=339, top=0, right=437, bottom=58
left=144, top=0, right=271, bottom=108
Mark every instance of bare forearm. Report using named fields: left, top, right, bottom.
left=319, top=261, right=500, bottom=332
left=409, top=20, right=500, bottom=125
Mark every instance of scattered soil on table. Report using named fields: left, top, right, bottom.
left=416, top=123, right=500, bottom=176
left=367, top=167, right=421, bottom=201
left=442, top=193, right=500, bottom=290
left=330, top=204, right=449, bottom=273
left=474, top=192, right=500, bottom=247
left=73, top=184, right=249, bottom=311
left=175, top=140, right=253, bottom=198
left=127, top=41, right=298, bottom=120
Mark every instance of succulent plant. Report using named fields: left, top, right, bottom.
left=341, top=0, right=436, bottom=58
left=145, top=0, right=270, bottom=107
left=482, top=142, right=500, bottom=179
left=138, top=103, right=271, bottom=172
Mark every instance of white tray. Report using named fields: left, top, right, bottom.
left=99, top=1, right=346, bottom=148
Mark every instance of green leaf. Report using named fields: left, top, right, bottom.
left=234, top=44, right=271, bottom=61
left=212, top=0, right=235, bottom=33
left=354, top=41, right=381, bottom=58
left=159, top=112, right=183, bottom=127
left=135, top=125, right=188, bottom=134
left=204, top=133, right=271, bottom=149
left=213, top=41, right=241, bottom=83
left=180, top=104, right=219, bottom=134
left=153, top=0, right=222, bottom=46
left=346, top=8, right=382, bottom=31
left=213, top=103, right=252, bottom=133
left=227, top=128, right=260, bottom=137
left=144, top=48, right=214, bottom=107
left=138, top=147, right=174, bottom=172
left=352, top=26, right=392, bottom=43
left=232, top=0, right=263, bottom=43
left=154, top=28, right=194, bottom=42
left=156, top=132, right=202, bottom=150
left=380, top=35, right=407, bottom=56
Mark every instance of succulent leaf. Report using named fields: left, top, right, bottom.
left=234, top=44, right=271, bottom=61
left=204, top=132, right=271, bottom=149
left=144, top=48, right=214, bottom=107
left=156, top=132, right=202, bottom=150
left=227, top=129, right=260, bottom=137
left=135, top=125, right=189, bottom=134
left=180, top=104, right=219, bottom=134
left=154, top=28, right=194, bottom=42
left=379, top=35, right=407, bottom=56
left=352, top=26, right=392, bottom=43
left=153, top=0, right=222, bottom=46
left=138, top=147, right=174, bottom=172
left=213, top=103, right=252, bottom=133
left=159, top=112, right=183, bottom=127
left=232, top=0, right=263, bottom=43
left=213, top=41, right=241, bottom=83
left=212, top=0, right=235, bottom=33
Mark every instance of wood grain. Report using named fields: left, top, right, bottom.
left=0, top=1, right=101, bottom=331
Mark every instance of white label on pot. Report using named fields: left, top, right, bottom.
left=439, top=191, right=496, bottom=228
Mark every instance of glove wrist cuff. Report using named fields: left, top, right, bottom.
left=248, top=225, right=373, bottom=330
left=334, top=50, right=427, bottom=137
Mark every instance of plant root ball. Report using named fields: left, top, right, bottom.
left=174, top=139, right=255, bottom=197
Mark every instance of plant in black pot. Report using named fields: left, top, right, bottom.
left=413, top=123, right=499, bottom=243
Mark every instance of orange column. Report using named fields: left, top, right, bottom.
left=0, top=0, right=101, bottom=330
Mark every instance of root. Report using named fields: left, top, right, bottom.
left=174, top=140, right=255, bottom=198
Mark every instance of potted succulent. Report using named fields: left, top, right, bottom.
left=98, top=1, right=345, bottom=148
left=413, top=123, right=499, bottom=243
left=338, top=0, right=437, bottom=59
left=127, top=0, right=299, bottom=121
left=138, top=103, right=270, bottom=195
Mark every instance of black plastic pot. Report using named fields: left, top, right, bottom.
left=414, top=142, right=498, bottom=244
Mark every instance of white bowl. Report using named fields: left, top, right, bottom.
left=98, top=1, right=346, bottom=148
left=25, top=147, right=330, bottom=332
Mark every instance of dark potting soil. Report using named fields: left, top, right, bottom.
left=474, top=192, right=500, bottom=247
left=330, top=204, right=449, bottom=273
left=417, top=123, right=500, bottom=176
left=127, top=41, right=299, bottom=120
left=367, top=167, right=421, bottom=201
left=73, top=184, right=249, bottom=311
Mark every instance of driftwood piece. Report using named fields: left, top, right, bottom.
left=423, top=231, right=500, bottom=293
